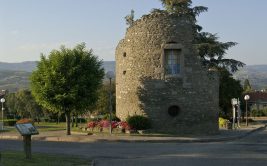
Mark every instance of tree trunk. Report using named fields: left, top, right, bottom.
left=57, top=112, right=60, bottom=124
left=71, top=115, right=74, bottom=127
left=65, top=112, right=71, bottom=135
left=75, top=115, right=78, bottom=127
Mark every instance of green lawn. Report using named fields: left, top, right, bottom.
left=0, top=122, right=85, bottom=133
left=0, top=151, right=91, bottom=166
left=35, top=122, right=66, bottom=132
left=0, top=126, right=16, bottom=133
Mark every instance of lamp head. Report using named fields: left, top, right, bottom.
left=106, top=71, right=115, bottom=79
left=0, top=98, right=5, bottom=103
left=244, top=95, right=250, bottom=101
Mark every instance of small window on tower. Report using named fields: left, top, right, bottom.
left=164, top=49, right=181, bottom=75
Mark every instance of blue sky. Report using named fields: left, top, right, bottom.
left=0, top=0, right=266, bottom=65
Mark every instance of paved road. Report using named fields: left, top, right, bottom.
left=1, top=127, right=267, bottom=166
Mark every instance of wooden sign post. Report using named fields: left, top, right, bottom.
left=15, top=123, right=39, bottom=159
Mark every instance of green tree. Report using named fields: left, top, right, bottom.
left=30, top=43, right=104, bottom=135
left=5, top=93, right=17, bottom=118
left=5, top=90, right=42, bottom=119
left=92, top=81, right=116, bottom=115
left=219, top=69, right=243, bottom=118
left=243, top=79, right=252, bottom=92
left=160, top=0, right=208, bottom=18
left=159, top=0, right=244, bottom=72
left=159, top=0, right=245, bottom=116
left=16, top=90, right=42, bottom=119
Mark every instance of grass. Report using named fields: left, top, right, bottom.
left=0, top=122, right=82, bottom=133
left=34, top=122, right=66, bottom=132
left=0, top=126, right=16, bottom=133
left=0, top=151, right=91, bottom=166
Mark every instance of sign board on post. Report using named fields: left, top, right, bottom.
left=15, top=123, right=39, bottom=136
left=15, top=123, right=39, bottom=159
left=0, top=122, right=3, bottom=130
left=231, top=98, right=238, bottom=129
left=231, top=98, right=238, bottom=105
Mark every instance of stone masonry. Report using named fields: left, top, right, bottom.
left=116, top=11, right=219, bottom=135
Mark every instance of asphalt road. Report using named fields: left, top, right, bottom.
left=1, top=127, right=267, bottom=166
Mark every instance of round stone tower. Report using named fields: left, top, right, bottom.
left=116, top=12, right=219, bottom=135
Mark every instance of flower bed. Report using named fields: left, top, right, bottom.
left=86, top=120, right=131, bottom=132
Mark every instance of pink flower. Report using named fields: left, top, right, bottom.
left=118, top=121, right=131, bottom=130
left=99, top=120, right=110, bottom=128
left=87, top=121, right=97, bottom=128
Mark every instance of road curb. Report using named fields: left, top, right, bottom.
left=87, top=124, right=267, bottom=143
left=1, top=124, right=266, bottom=143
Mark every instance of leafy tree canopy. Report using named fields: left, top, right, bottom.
left=159, top=0, right=245, bottom=116
left=219, top=68, right=243, bottom=118
left=243, top=79, right=252, bottom=92
left=5, top=90, right=42, bottom=119
left=91, top=81, right=115, bottom=115
left=160, top=0, right=207, bottom=21
left=30, top=43, right=104, bottom=134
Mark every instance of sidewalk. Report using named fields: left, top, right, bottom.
left=0, top=123, right=266, bottom=143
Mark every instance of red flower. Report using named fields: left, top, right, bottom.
left=118, top=121, right=131, bottom=130
left=87, top=121, right=97, bottom=128
left=111, top=121, right=119, bottom=129
left=99, top=120, right=110, bottom=128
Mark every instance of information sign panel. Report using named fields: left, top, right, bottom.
left=15, top=123, right=39, bottom=136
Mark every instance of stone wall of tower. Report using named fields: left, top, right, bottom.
left=115, top=12, right=219, bottom=135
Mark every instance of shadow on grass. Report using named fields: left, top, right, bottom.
left=0, top=151, right=92, bottom=166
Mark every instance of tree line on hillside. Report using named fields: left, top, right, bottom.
left=4, top=82, right=115, bottom=123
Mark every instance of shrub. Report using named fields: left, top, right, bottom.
left=87, top=121, right=98, bottom=129
left=86, top=119, right=121, bottom=132
left=98, top=120, right=110, bottom=128
left=117, top=121, right=131, bottom=130
left=102, top=113, right=121, bottom=121
left=77, top=118, right=87, bottom=123
left=126, top=115, right=151, bottom=130
left=218, top=117, right=227, bottom=128
left=251, top=109, right=267, bottom=117
left=263, top=109, right=267, bottom=116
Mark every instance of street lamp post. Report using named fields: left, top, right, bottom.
left=1, top=98, right=5, bottom=130
left=244, top=95, right=250, bottom=126
left=231, top=98, right=238, bottom=129
left=106, top=71, right=114, bottom=135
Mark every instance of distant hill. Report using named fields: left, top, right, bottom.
left=0, top=61, right=38, bottom=72
left=0, top=61, right=115, bottom=92
left=0, top=61, right=115, bottom=73
left=1, top=61, right=266, bottom=91
left=233, top=65, right=267, bottom=90
left=0, top=70, right=31, bottom=92
left=102, top=61, right=115, bottom=73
